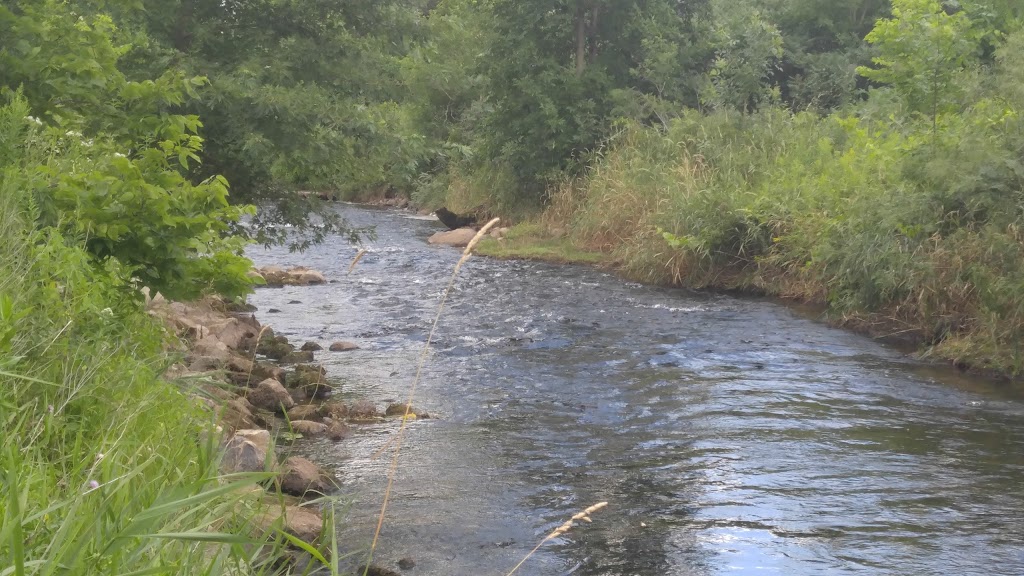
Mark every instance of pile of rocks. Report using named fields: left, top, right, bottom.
left=148, top=283, right=427, bottom=564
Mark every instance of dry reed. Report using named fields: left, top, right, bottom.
left=366, top=218, right=501, bottom=571
left=348, top=248, right=368, bottom=274
left=503, top=501, right=609, bottom=576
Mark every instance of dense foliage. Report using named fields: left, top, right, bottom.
left=3, top=0, right=1024, bottom=573
left=390, top=0, right=1024, bottom=373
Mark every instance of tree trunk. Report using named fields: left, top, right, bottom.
left=174, top=0, right=194, bottom=53
left=575, top=0, right=587, bottom=76
left=588, top=4, right=600, bottom=64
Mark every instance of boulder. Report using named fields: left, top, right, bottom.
left=278, top=456, right=336, bottom=497
left=427, top=227, right=477, bottom=247
left=328, top=341, right=359, bottom=352
left=281, top=350, right=315, bottom=364
left=258, top=266, right=327, bottom=287
left=257, top=336, right=294, bottom=361
left=302, top=380, right=335, bottom=401
left=291, top=364, right=327, bottom=388
left=207, top=317, right=258, bottom=351
left=219, top=397, right=258, bottom=431
left=287, top=405, right=322, bottom=422
left=300, top=341, right=323, bottom=352
left=247, top=378, right=295, bottom=413
left=222, top=429, right=272, bottom=473
left=252, top=362, right=287, bottom=385
left=226, top=355, right=254, bottom=375
left=290, top=420, right=328, bottom=437
left=384, top=402, right=419, bottom=417
left=227, top=361, right=286, bottom=388
left=256, top=505, right=323, bottom=544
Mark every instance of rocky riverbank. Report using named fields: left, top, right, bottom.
left=149, top=265, right=425, bottom=573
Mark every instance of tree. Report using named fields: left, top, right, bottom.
left=0, top=1, right=253, bottom=299
left=136, top=0, right=425, bottom=247
left=857, top=0, right=981, bottom=124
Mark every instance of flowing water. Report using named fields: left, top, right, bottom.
left=248, top=205, right=1024, bottom=576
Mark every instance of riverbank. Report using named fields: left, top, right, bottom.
left=243, top=203, right=1024, bottom=575
left=475, top=193, right=1024, bottom=383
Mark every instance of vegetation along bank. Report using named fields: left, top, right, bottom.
left=3, top=0, right=1024, bottom=573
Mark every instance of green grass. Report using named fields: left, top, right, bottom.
left=475, top=223, right=608, bottom=265
left=459, top=51, right=1024, bottom=377
left=0, top=105, right=336, bottom=575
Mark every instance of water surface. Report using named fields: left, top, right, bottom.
left=248, top=206, right=1024, bottom=576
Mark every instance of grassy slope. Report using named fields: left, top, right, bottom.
left=0, top=145, right=283, bottom=574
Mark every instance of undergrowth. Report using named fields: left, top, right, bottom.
left=470, top=27, right=1024, bottom=377
left=0, top=98, right=317, bottom=575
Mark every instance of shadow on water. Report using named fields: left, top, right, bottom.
left=248, top=205, right=1024, bottom=576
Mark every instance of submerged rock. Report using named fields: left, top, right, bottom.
left=328, top=341, right=359, bottom=352
left=349, top=400, right=379, bottom=420
left=326, top=421, right=350, bottom=441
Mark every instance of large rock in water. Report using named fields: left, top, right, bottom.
left=247, top=378, right=295, bottom=413
left=427, top=227, right=477, bottom=247
left=289, top=420, right=328, bottom=437
left=256, top=266, right=327, bottom=287
left=255, top=504, right=323, bottom=544
left=279, top=456, right=336, bottom=496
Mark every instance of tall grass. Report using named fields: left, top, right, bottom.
left=0, top=99, right=315, bottom=575
left=511, top=28, right=1024, bottom=375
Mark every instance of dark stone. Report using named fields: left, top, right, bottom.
left=302, top=380, right=335, bottom=400
left=300, top=341, right=323, bottom=352
left=257, top=336, right=294, bottom=361
left=397, top=557, right=416, bottom=570
left=327, top=421, right=350, bottom=441
left=268, top=308, right=282, bottom=313
left=291, top=364, right=328, bottom=388
left=384, top=402, right=417, bottom=417
left=281, top=350, right=315, bottom=364
left=288, top=300, right=302, bottom=304
left=278, top=456, right=337, bottom=497
left=434, top=207, right=477, bottom=230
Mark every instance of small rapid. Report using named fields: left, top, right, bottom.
left=248, top=205, right=1024, bottom=576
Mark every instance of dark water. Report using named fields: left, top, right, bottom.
left=248, top=206, right=1024, bottom=576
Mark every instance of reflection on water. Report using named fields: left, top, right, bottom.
left=248, top=206, right=1024, bottom=576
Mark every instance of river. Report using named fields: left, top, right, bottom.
left=247, top=205, right=1024, bottom=576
